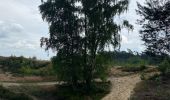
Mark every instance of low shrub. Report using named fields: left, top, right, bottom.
left=140, top=65, right=147, bottom=70
left=54, top=82, right=111, bottom=100
left=140, top=72, right=146, bottom=80
left=122, top=64, right=147, bottom=72
left=130, top=74, right=170, bottom=100
left=19, top=66, right=55, bottom=76
left=0, top=56, right=50, bottom=73
left=158, top=58, right=170, bottom=76
left=148, top=73, right=161, bottom=82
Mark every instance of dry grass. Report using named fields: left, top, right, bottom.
left=130, top=72, right=170, bottom=100
left=0, top=73, right=57, bottom=83
left=5, top=82, right=111, bottom=100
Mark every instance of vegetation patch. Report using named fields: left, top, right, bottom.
left=53, top=82, right=111, bottom=100
left=158, top=58, right=170, bottom=76
left=8, top=82, right=111, bottom=100
left=121, top=64, right=147, bottom=72
left=0, top=86, right=33, bottom=100
left=130, top=69, right=170, bottom=100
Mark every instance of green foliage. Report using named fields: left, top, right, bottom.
left=104, top=51, right=148, bottom=72
left=100, top=51, right=157, bottom=67
left=122, top=64, right=147, bottom=72
left=140, top=72, right=146, bottom=80
left=94, top=54, right=111, bottom=81
left=6, top=83, right=110, bottom=100
left=0, top=56, right=52, bottom=76
left=137, top=0, right=170, bottom=56
left=148, top=73, right=161, bottom=81
left=53, top=82, right=111, bottom=100
left=121, top=56, right=147, bottom=72
left=19, top=66, right=33, bottom=75
left=0, top=86, right=32, bottom=100
left=0, top=56, right=50, bottom=74
left=19, top=65, right=55, bottom=76
left=40, top=0, right=84, bottom=86
left=39, top=0, right=132, bottom=90
left=52, top=55, right=83, bottom=84
left=127, top=57, right=146, bottom=66
left=158, top=58, right=170, bottom=75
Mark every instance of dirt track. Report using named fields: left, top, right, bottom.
left=102, top=74, right=141, bottom=100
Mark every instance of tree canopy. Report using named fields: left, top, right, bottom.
left=137, top=0, right=170, bottom=57
left=39, top=0, right=132, bottom=90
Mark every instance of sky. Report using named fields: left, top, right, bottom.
left=0, top=0, right=145, bottom=60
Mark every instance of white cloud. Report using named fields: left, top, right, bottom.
left=8, top=40, right=39, bottom=50
left=118, top=0, right=146, bottom=52
left=0, top=0, right=51, bottom=59
left=0, top=21, right=24, bottom=38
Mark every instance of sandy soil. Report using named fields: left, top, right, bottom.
left=0, top=82, right=58, bottom=87
left=102, top=74, right=141, bottom=100
left=0, top=73, right=56, bottom=82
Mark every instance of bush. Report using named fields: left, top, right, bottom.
left=0, top=56, right=50, bottom=73
left=122, top=64, right=147, bottom=72
left=53, top=82, right=111, bottom=100
left=140, top=65, right=147, bottom=70
left=148, top=73, right=161, bottom=81
left=140, top=72, right=146, bottom=80
left=19, top=66, right=33, bottom=75
left=158, top=58, right=170, bottom=76
left=19, top=66, right=55, bottom=76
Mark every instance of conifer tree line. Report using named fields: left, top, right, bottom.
left=39, top=0, right=132, bottom=90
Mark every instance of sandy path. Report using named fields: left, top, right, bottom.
left=102, top=74, right=141, bottom=100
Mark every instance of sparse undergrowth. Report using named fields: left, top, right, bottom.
left=121, top=64, right=147, bottom=72
left=6, top=82, right=111, bottom=100
left=0, top=86, right=32, bottom=100
left=130, top=74, right=170, bottom=100
left=131, top=61, right=170, bottom=100
left=158, top=58, right=170, bottom=76
left=53, top=82, right=111, bottom=100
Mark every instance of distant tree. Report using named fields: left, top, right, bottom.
left=127, top=49, right=134, bottom=55
left=39, top=0, right=132, bottom=90
left=137, top=0, right=170, bottom=57
left=32, top=56, right=37, bottom=60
